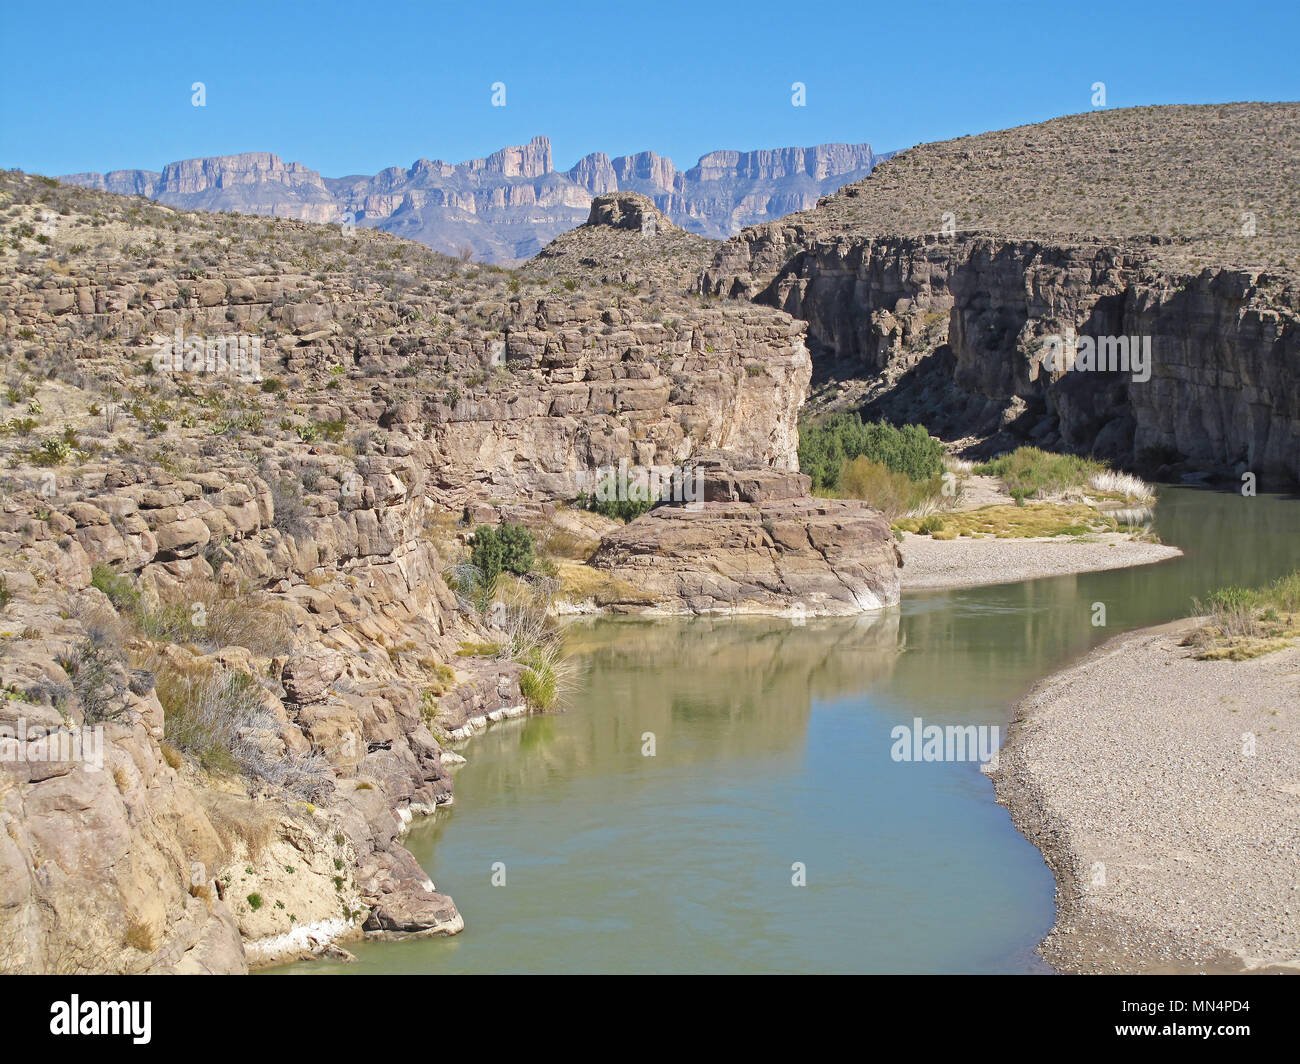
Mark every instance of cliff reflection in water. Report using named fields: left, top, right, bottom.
left=457, top=610, right=903, bottom=798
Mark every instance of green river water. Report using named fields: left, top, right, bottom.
left=273, top=486, right=1300, bottom=974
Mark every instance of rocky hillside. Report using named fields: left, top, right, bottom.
left=703, top=103, right=1300, bottom=487
left=61, top=137, right=887, bottom=264
left=522, top=191, right=717, bottom=291
left=0, top=168, right=894, bottom=972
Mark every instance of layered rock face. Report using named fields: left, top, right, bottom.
left=587, top=454, right=902, bottom=616
left=0, top=452, right=526, bottom=971
left=702, top=104, right=1300, bottom=486
left=61, top=137, right=887, bottom=263
left=0, top=170, right=825, bottom=971
left=65, top=153, right=339, bottom=224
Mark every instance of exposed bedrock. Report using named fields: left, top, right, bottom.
left=587, top=453, right=902, bottom=616
left=705, top=232, right=1300, bottom=486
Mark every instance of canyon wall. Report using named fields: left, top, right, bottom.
left=704, top=216, right=1300, bottom=487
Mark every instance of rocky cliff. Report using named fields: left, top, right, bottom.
left=60, top=136, right=888, bottom=264
left=0, top=170, right=847, bottom=971
left=703, top=103, right=1300, bottom=487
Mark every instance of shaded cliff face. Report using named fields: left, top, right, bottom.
left=703, top=103, right=1300, bottom=487
left=59, top=137, right=887, bottom=264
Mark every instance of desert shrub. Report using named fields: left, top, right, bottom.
left=470, top=523, right=535, bottom=584
left=576, top=469, right=661, bottom=522
left=837, top=456, right=945, bottom=520
left=151, top=659, right=263, bottom=773
left=60, top=638, right=130, bottom=723
left=146, top=654, right=329, bottom=797
left=201, top=595, right=293, bottom=657
left=267, top=472, right=311, bottom=537
left=974, top=447, right=1108, bottom=498
left=90, top=564, right=140, bottom=612
left=800, top=414, right=944, bottom=492
left=89, top=571, right=291, bottom=657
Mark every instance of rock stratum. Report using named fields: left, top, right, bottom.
left=0, top=174, right=895, bottom=972
left=703, top=103, right=1300, bottom=487
left=587, top=453, right=901, bottom=616
left=62, top=137, right=888, bottom=264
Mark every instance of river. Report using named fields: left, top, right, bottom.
left=272, top=486, right=1300, bottom=974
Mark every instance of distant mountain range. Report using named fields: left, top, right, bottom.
left=59, top=136, right=889, bottom=263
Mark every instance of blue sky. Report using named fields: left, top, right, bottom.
left=2, top=0, right=1297, bottom=177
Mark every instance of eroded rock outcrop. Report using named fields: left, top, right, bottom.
left=587, top=454, right=901, bottom=616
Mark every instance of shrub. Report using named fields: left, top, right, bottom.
left=267, top=472, right=311, bottom=537
left=576, top=471, right=660, bottom=522
left=144, top=653, right=332, bottom=797
left=62, top=638, right=129, bottom=723
left=837, top=456, right=945, bottom=521
left=517, top=645, right=559, bottom=711
left=151, top=660, right=263, bottom=773
left=974, top=446, right=1108, bottom=497
left=90, top=564, right=140, bottom=612
left=799, top=414, right=944, bottom=492
left=470, top=523, right=535, bottom=584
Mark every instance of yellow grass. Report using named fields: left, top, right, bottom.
left=894, top=502, right=1117, bottom=539
left=555, top=560, right=658, bottom=606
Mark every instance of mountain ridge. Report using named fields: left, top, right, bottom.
left=59, top=135, right=888, bottom=263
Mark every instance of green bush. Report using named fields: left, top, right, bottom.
left=576, top=470, right=660, bottom=522
left=974, top=447, right=1107, bottom=497
left=470, top=523, right=535, bottom=584
left=90, top=564, right=140, bottom=612
left=517, top=647, right=558, bottom=710
left=799, top=414, right=944, bottom=492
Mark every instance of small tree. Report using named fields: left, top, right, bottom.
left=470, top=523, right=535, bottom=584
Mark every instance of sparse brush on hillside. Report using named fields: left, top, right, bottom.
left=138, top=649, right=331, bottom=798
left=89, top=565, right=292, bottom=657
left=441, top=558, right=571, bottom=712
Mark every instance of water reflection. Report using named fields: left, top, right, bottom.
left=270, top=487, right=1300, bottom=975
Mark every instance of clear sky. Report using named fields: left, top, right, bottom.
left=2, top=0, right=1297, bottom=178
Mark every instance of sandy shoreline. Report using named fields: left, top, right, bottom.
left=900, top=532, right=1182, bottom=591
left=990, top=621, right=1300, bottom=974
